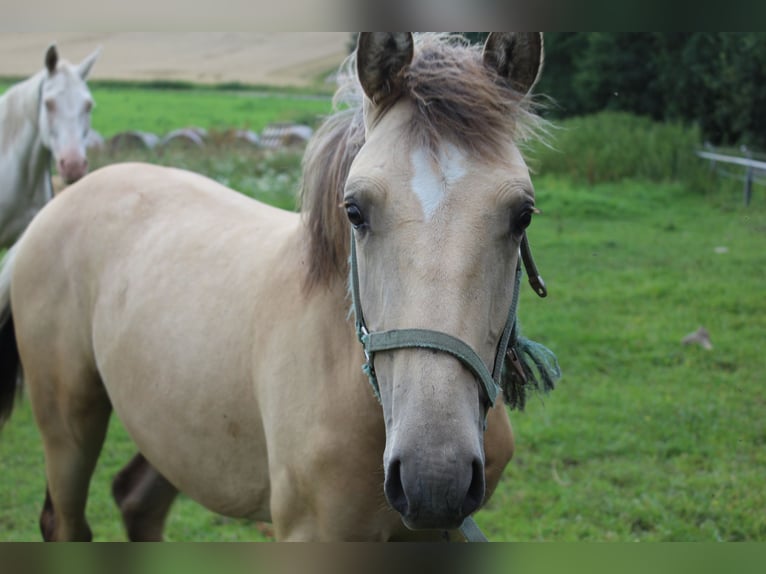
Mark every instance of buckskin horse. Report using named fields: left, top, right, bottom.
left=0, top=33, right=558, bottom=541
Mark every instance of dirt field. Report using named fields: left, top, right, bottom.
left=0, top=33, right=350, bottom=87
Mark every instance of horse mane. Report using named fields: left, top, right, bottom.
left=0, top=71, right=44, bottom=154
left=299, top=33, right=547, bottom=291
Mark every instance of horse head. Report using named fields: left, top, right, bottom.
left=346, top=32, right=544, bottom=530
left=38, top=44, right=100, bottom=184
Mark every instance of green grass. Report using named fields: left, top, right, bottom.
left=476, top=175, right=766, bottom=541
left=89, top=87, right=331, bottom=137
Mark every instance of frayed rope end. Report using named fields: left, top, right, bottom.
left=501, top=336, right=561, bottom=411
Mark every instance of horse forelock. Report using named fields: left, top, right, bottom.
left=299, top=33, right=547, bottom=291
left=402, top=34, right=547, bottom=159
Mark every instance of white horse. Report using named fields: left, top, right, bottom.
left=0, top=44, right=99, bottom=248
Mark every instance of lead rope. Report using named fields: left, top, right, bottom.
left=459, top=516, right=489, bottom=542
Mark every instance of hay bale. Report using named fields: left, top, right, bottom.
left=108, top=130, right=159, bottom=152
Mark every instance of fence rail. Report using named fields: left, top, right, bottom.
left=696, top=149, right=766, bottom=206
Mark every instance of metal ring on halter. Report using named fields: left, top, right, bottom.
left=360, top=324, right=372, bottom=363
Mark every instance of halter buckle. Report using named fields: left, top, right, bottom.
left=359, top=324, right=372, bottom=362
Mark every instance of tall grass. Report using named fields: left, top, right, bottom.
left=527, top=112, right=713, bottom=190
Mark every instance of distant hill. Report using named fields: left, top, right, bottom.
left=0, top=33, right=349, bottom=87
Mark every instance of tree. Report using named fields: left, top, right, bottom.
left=345, top=32, right=766, bottom=149
left=537, top=32, right=766, bottom=149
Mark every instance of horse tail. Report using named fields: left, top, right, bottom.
left=0, top=242, right=21, bottom=427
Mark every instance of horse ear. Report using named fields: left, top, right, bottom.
left=77, top=46, right=101, bottom=80
left=356, top=32, right=414, bottom=105
left=44, top=44, right=58, bottom=75
left=482, top=32, right=543, bottom=95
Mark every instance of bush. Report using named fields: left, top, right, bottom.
left=526, top=111, right=710, bottom=189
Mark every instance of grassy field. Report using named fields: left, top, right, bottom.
left=0, top=79, right=333, bottom=137
left=88, top=86, right=331, bottom=137
left=0, top=86, right=764, bottom=541
left=479, top=175, right=766, bottom=541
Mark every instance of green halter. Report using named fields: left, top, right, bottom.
left=349, top=231, right=547, bottom=408
left=349, top=231, right=557, bottom=543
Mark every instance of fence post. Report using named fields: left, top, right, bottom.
left=696, top=147, right=763, bottom=207
left=744, top=166, right=753, bottom=206
left=742, top=146, right=753, bottom=206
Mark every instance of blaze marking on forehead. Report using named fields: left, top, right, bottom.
left=410, top=143, right=467, bottom=221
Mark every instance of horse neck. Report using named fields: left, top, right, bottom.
left=289, top=216, right=363, bottom=364
left=0, top=72, right=53, bottom=203
left=288, top=217, right=382, bottom=420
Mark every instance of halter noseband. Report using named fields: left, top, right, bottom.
left=350, top=231, right=547, bottom=409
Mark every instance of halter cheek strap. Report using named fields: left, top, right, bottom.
left=349, top=230, right=558, bottom=543
left=350, top=231, right=544, bottom=409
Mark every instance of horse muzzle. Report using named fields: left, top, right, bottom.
left=384, top=452, right=486, bottom=530
left=57, top=154, right=89, bottom=184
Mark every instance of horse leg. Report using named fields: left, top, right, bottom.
left=112, top=452, right=178, bottom=541
left=31, top=380, right=112, bottom=541
left=39, top=487, right=55, bottom=541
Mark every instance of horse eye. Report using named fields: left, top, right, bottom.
left=514, top=208, right=534, bottom=235
left=45, top=99, right=56, bottom=113
left=344, top=202, right=366, bottom=229
left=83, top=101, right=93, bottom=113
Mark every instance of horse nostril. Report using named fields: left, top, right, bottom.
left=461, top=458, right=486, bottom=517
left=384, top=459, right=409, bottom=516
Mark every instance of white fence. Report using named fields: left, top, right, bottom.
left=696, top=148, right=766, bottom=206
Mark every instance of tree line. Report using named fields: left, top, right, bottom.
left=534, top=33, right=766, bottom=150
left=352, top=33, right=766, bottom=150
